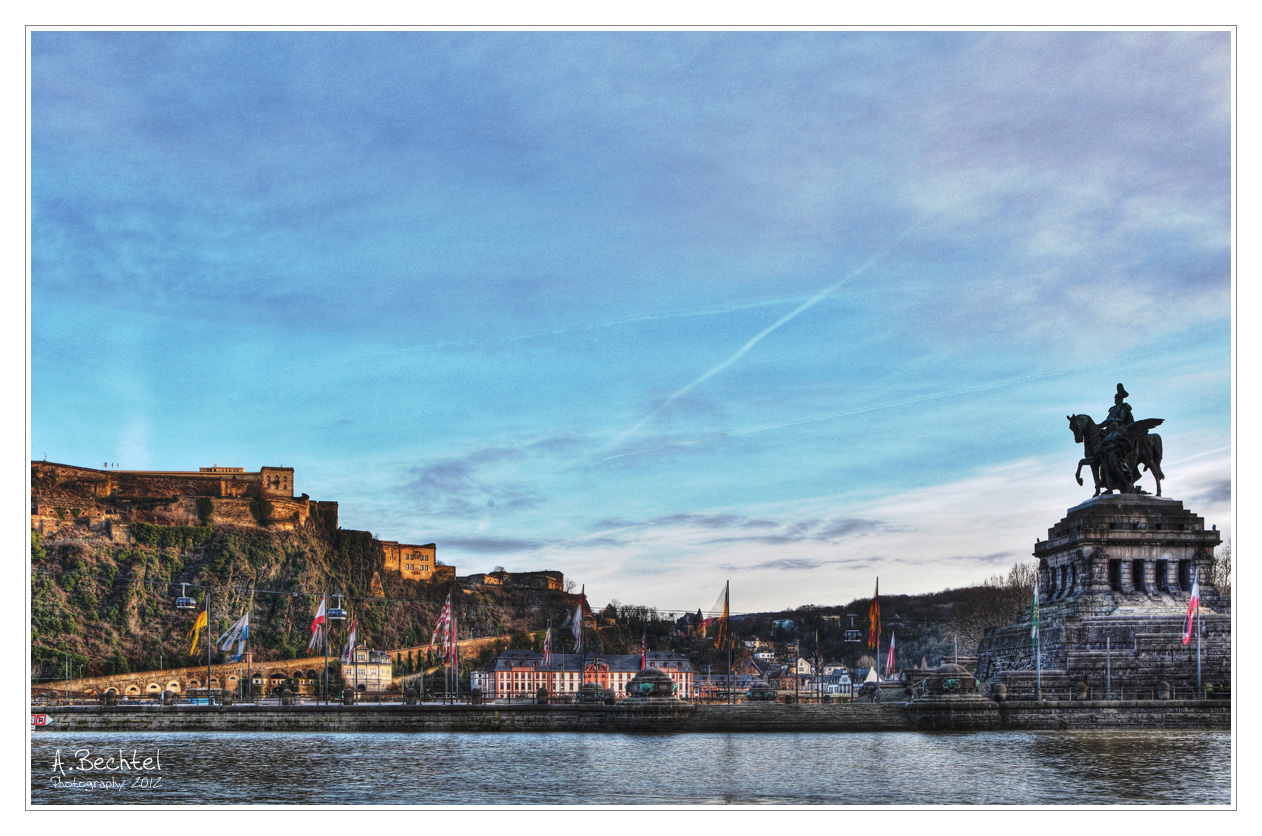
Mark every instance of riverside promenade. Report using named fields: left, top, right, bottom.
left=31, top=699, right=1229, bottom=733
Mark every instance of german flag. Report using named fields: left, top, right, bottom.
left=867, top=578, right=880, bottom=650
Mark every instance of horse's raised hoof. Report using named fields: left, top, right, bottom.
left=1076, top=476, right=1084, bottom=486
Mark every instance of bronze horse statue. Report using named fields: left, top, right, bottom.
left=1068, top=413, right=1165, bottom=497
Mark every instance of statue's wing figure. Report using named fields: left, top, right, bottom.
left=1128, top=418, right=1164, bottom=436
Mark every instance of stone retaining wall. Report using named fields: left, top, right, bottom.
left=997, top=699, right=1231, bottom=730
left=683, top=702, right=913, bottom=731
left=31, top=700, right=1230, bottom=734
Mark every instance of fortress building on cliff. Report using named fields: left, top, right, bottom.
left=30, top=460, right=339, bottom=535
left=30, top=461, right=563, bottom=591
left=31, top=460, right=463, bottom=583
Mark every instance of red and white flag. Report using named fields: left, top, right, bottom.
left=640, top=629, right=647, bottom=671
left=429, top=591, right=453, bottom=655
left=307, top=596, right=327, bottom=651
left=885, top=630, right=896, bottom=676
left=1182, top=573, right=1201, bottom=645
left=542, top=625, right=552, bottom=667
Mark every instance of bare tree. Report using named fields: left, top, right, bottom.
left=1214, top=539, right=1232, bottom=598
left=948, top=561, right=1037, bottom=655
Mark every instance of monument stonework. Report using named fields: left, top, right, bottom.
left=976, top=385, right=1230, bottom=701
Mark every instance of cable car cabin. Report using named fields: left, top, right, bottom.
left=175, top=583, right=197, bottom=610
left=844, top=629, right=862, bottom=642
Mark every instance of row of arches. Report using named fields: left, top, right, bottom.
left=95, top=669, right=339, bottom=697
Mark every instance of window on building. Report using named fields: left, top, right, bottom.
left=1109, top=559, right=1123, bottom=592
left=1156, top=560, right=1170, bottom=592
left=1132, top=559, right=1147, bottom=593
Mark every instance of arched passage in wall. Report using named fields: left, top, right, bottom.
left=125, top=684, right=141, bottom=696
left=167, top=680, right=181, bottom=693
left=146, top=683, right=161, bottom=693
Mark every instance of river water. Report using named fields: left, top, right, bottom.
left=30, top=730, right=1231, bottom=806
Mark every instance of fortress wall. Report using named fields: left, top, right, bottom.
left=30, top=462, right=113, bottom=501
left=313, top=501, right=338, bottom=529
left=115, top=472, right=262, bottom=500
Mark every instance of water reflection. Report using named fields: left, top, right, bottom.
left=30, top=730, right=1230, bottom=806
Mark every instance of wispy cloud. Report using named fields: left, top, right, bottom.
left=605, top=254, right=884, bottom=452
left=440, top=536, right=547, bottom=554
left=403, top=447, right=543, bottom=518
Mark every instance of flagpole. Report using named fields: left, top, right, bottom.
left=1196, top=570, right=1202, bottom=698
left=1035, top=576, right=1041, bottom=702
left=247, top=588, right=254, bottom=703
left=580, top=584, right=586, bottom=691
left=874, top=627, right=880, bottom=703
left=725, top=581, right=732, bottom=706
left=207, top=588, right=213, bottom=706
left=323, top=589, right=329, bottom=706
left=874, top=577, right=880, bottom=704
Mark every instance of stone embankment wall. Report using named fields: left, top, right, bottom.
left=684, top=703, right=912, bottom=731
left=34, top=699, right=1229, bottom=734
left=36, top=702, right=697, bottom=734
left=998, top=700, right=1230, bottom=730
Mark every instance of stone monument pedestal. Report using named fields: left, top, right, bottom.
left=977, top=495, right=1228, bottom=700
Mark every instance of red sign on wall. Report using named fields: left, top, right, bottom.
left=30, top=714, right=50, bottom=727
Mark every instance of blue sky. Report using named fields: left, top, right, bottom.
left=30, top=30, right=1232, bottom=614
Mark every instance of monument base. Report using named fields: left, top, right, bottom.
left=976, top=494, right=1229, bottom=700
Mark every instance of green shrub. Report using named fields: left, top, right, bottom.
left=197, top=497, right=214, bottom=523
left=130, top=523, right=212, bottom=549
left=249, top=498, right=274, bottom=524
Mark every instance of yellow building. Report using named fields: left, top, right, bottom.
left=381, top=541, right=438, bottom=580
left=342, top=648, right=393, bottom=692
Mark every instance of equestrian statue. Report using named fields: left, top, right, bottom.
left=1068, top=383, right=1165, bottom=496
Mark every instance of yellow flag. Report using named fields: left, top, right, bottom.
left=188, top=609, right=207, bottom=655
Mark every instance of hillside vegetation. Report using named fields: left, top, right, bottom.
left=30, top=518, right=577, bottom=683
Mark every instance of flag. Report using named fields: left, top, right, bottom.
left=571, top=587, right=585, bottom=653
left=1183, top=572, right=1200, bottom=645
left=713, top=582, right=729, bottom=650
left=188, top=609, right=208, bottom=656
left=640, top=629, right=647, bottom=671
left=217, top=612, right=250, bottom=662
left=429, top=591, right=453, bottom=655
left=307, top=596, right=327, bottom=651
left=340, top=615, right=358, bottom=664
left=867, top=578, right=881, bottom=649
left=1031, top=576, right=1040, bottom=647
left=542, top=625, right=552, bottom=667
left=885, top=630, right=896, bottom=676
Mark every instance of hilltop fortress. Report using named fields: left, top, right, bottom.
left=30, top=461, right=562, bottom=590
left=31, top=460, right=339, bottom=537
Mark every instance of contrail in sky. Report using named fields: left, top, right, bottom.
left=604, top=254, right=883, bottom=451
left=1167, top=447, right=1231, bottom=465
left=600, top=346, right=1216, bottom=462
